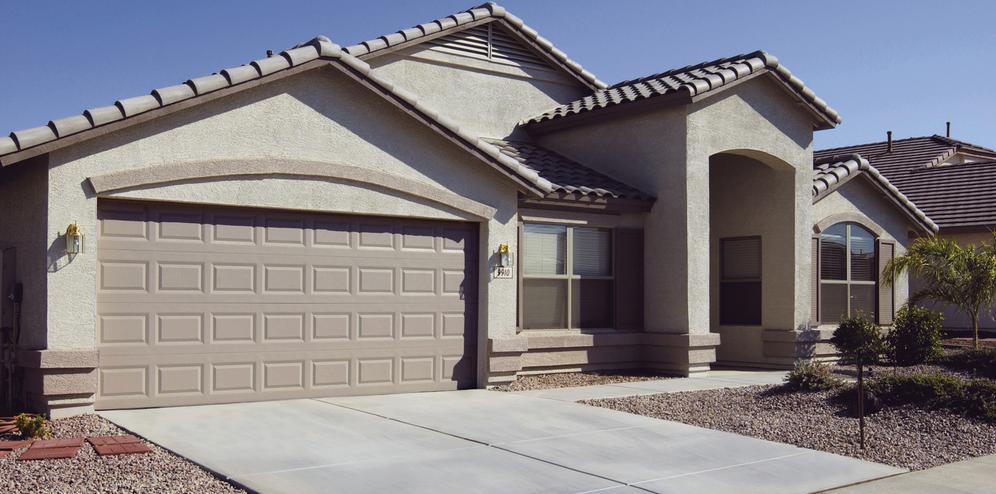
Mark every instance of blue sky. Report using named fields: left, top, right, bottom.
left=2, top=0, right=994, bottom=150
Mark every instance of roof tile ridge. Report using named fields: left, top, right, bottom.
left=2, top=34, right=342, bottom=158
left=609, top=50, right=763, bottom=89
left=814, top=135, right=944, bottom=155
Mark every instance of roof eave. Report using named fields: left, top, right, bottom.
left=0, top=60, right=332, bottom=168
left=1, top=53, right=550, bottom=198
left=519, top=194, right=655, bottom=213
left=524, top=89, right=693, bottom=136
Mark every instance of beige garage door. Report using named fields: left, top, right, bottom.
left=95, top=200, right=478, bottom=409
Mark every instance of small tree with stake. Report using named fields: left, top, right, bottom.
left=830, top=314, right=884, bottom=449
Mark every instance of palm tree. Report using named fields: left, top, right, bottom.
left=882, top=234, right=996, bottom=350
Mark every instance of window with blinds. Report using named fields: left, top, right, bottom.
left=720, top=237, right=762, bottom=325
left=819, top=223, right=878, bottom=323
left=426, top=22, right=550, bottom=70
left=521, top=224, right=613, bottom=329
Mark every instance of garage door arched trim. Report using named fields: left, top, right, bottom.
left=87, top=159, right=497, bottom=220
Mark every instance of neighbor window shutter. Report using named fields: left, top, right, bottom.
left=877, top=239, right=895, bottom=326
left=811, top=235, right=820, bottom=325
left=614, top=229, right=644, bottom=330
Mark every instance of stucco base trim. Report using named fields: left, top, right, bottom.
left=643, top=333, right=721, bottom=376
left=17, top=349, right=97, bottom=418
left=87, top=159, right=498, bottom=221
left=487, top=335, right=528, bottom=385
left=751, top=329, right=838, bottom=368
left=488, top=331, right=722, bottom=383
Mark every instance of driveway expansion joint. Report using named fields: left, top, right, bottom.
left=313, top=397, right=638, bottom=491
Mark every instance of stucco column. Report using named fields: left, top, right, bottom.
left=639, top=145, right=720, bottom=375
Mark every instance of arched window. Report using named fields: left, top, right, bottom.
left=819, top=222, right=877, bottom=322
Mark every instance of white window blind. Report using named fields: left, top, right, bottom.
left=573, top=228, right=612, bottom=277
left=523, top=224, right=566, bottom=275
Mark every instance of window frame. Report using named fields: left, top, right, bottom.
left=818, top=222, right=878, bottom=323
left=719, top=236, right=763, bottom=326
left=519, top=223, right=615, bottom=330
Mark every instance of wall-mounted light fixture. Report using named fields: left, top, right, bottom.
left=493, top=243, right=513, bottom=279
left=498, top=243, right=510, bottom=268
left=65, top=223, right=84, bottom=255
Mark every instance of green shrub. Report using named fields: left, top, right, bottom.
left=783, top=360, right=843, bottom=392
left=14, top=413, right=51, bottom=439
left=941, top=349, right=996, bottom=378
left=867, top=372, right=996, bottom=422
left=831, top=314, right=885, bottom=364
left=887, top=305, right=943, bottom=366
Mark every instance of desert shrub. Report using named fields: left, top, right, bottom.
left=867, top=372, right=996, bottom=422
left=15, top=413, right=51, bottom=439
left=831, top=314, right=885, bottom=364
left=783, top=360, right=843, bottom=392
left=836, top=385, right=883, bottom=416
left=887, top=305, right=943, bottom=366
left=940, top=349, right=996, bottom=378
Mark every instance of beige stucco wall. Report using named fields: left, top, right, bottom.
left=924, top=230, right=996, bottom=330
left=538, top=76, right=815, bottom=340
left=812, top=177, right=915, bottom=328
left=0, top=155, right=49, bottom=348
left=368, top=42, right=589, bottom=139
left=44, top=65, right=521, bottom=362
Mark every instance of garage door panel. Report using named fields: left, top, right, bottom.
left=97, top=200, right=478, bottom=409
left=96, top=349, right=473, bottom=408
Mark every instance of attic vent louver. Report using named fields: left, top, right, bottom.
left=427, top=23, right=548, bottom=70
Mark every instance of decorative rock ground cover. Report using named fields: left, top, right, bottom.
left=0, top=414, right=244, bottom=494
left=584, top=384, right=996, bottom=471
left=492, top=370, right=673, bottom=392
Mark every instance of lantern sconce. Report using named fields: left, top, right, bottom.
left=498, top=243, right=511, bottom=268
left=65, top=222, right=85, bottom=255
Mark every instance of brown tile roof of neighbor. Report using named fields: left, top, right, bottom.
left=890, top=160, right=996, bottom=229
left=813, top=153, right=937, bottom=233
left=342, top=2, right=607, bottom=90
left=485, top=139, right=653, bottom=203
left=815, top=135, right=996, bottom=229
left=0, top=35, right=556, bottom=196
left=525, top=50, right=841, bottom=129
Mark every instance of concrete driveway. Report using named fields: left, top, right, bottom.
left=101, top=390, right=902, bottom=494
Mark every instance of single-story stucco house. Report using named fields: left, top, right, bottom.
left=0, top=3, right=942, bottom=417
left=815, top=133, right=996, bottom=332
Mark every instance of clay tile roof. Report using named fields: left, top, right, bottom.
left=525, top=50, right=840, bottom=129
left=485, top=139, right=653, bottom=202
left=813, top=153, right=937, bottom=233
left=342, top=2, right=606, bottom=90
left=895, top=160, right=996, bottom=229
left=815, top=135, right=996, bottom=229
left=0, top=34, right=556, bottom=197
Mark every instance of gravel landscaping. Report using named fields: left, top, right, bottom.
left=491, top=370, right=672, bottom=392
left=583, top=384, right=996, bottom=471
left=0, top=414, right=244, bottom=494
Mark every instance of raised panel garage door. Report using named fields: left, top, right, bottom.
left=95, top=200, right=478, bottom=409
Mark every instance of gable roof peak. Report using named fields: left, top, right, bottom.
left=341, top=2, right=606, bottom=90
left=526, top=49, right=840, bottom=129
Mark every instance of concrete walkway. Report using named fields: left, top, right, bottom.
left=514, top=370, right=789, bottom=402
left=822, top=453, right=996, bottom=493
left=101, top=389, right=901, bottom=494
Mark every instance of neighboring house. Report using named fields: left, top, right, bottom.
left=0, top=2, right=933, bottom=417
left=815, top=134, right=996, bottom=332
